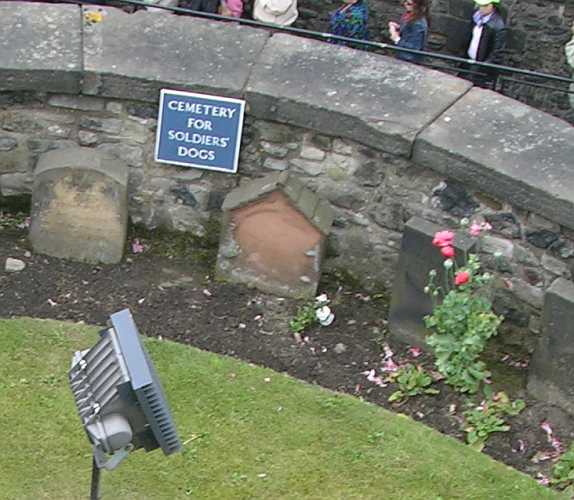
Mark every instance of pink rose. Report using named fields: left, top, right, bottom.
left=432, top=230, right=455, bottom=248
left=454, top=271, right=470, bottom=285
left=441, top=246, right=455, bottom=258
left=469, top=223, right=482, bottom=237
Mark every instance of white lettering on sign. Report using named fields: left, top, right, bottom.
left=167, top=100, right=237, bottom=119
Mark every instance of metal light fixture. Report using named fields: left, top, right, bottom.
left=69, top=309, right=181, bottom=499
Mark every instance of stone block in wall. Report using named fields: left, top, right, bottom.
left=246, top=34, right=472, bottom=158
left=388, top=216, right=475, bottom=348
left=0, top=172, right=33, bottom=197
left=448, top=0, right=475, bottom=20
left=0, top=3, right=81, bottom=93
left=29, top=147, right=128, bottom=264
left=0, top=133, right=31, bottom=173
left=82, top=8, right=270, bottom=102
left=413, top=87, right=574, bottom=232
left=216, top=172, right=334, bottom=299
left=528, top=278, right=574, bottom=415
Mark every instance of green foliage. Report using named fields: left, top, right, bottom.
left=0, top=318, right=558, bottom=499
left=463, top=392, right=525, bottom=451
left=289, top=302, right=317, bottom=334
left=551, top=442, right=574, bottom=491
left=388, top=364, right=439, bottom=402
left=425, top=253, right=502, bottom=394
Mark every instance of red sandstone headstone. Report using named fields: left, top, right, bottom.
left=216, top=172, right=333, bottom=298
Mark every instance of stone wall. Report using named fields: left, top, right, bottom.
left=2, top=91, right=573, bottom=354
left=294, top=0, right=574, bottom=122
left=1, top=2, right=574, bottom=356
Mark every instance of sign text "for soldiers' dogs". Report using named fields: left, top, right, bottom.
left=155, top=89, right=245, bottom=173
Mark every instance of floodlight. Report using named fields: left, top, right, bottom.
left=69, top=309, right=181, bottom=499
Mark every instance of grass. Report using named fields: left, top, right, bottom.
left=0, top=318, right=564, bottom=500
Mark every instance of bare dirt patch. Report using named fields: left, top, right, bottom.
left=1, top=214, right=573, bottom=491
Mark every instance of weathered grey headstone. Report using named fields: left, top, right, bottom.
left=388, top=216, right=475, bottom=348
left=29, top=147, right=128, bottom=264
left=216, top=172, right=333, bottom=299
left=528, top=278, right=574, bottom=415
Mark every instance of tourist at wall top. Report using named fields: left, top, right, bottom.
left=464, top=0, right=506, bottom=65
left=220, top=0, right=243, bottom=17
left=565, top=23, right=574, bottom=109
left=253, top=0, right=298, bottom=26
left=328, top=0, right=368, bottom=47
left=388, top=0, right=429, bottom=63
left=458, top=0, right=506, bottom=87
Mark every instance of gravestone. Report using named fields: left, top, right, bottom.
left=29, top=147, right=128, bottom=264
left=388, top=216, right=475, bottom=348
left=528, top=278, right=574, bottom=415
left=216, top=172, right=333, bottom=299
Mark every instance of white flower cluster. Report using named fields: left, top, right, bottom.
left=315, top=293, right=334, bottom=326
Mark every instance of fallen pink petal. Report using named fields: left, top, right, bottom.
left=536, top=473, right=550, bottom=486
left=408, top=346, right=422, bottom=358
left=131, top=239, right=145, bottom=254
left=364, top=369, right=387, bottom=387
left=382, top=358, right=399, bottom=373
left=540, top=420, right=553, bottom=437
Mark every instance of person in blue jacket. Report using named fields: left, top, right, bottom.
left=388, top=0, right=429, bottom=62
left=329, top=0, right=369, bottom=48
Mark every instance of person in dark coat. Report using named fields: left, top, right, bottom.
left=461, top=0, right=506, bottom=88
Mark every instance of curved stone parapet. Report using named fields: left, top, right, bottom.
left=1, top=2, right=571, bottom=230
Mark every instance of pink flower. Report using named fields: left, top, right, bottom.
left=432, top=230, right=454, bottom=248
left=408, top=346, right=422, bottom=358
left=441, top=246, right=455, bottom=258
left=131, top=239, right=144, bottom=254
left=382, top=358, right=399, bottom=373
left=469, top=223, right=482, bottom=237
left=454, top=271, right=470, bottom=286
left=364, top=369, right=386, bottom=387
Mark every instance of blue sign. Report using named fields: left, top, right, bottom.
left=155, top=89, right=245, bottom=173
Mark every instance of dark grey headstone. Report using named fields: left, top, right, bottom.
left=388, top=216, right=475, bottom=348
left=528, top=278, right=574, bottom=415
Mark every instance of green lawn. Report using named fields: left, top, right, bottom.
left=0, top=318, right=563, bottom=500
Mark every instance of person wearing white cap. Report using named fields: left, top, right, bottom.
left=460, top=0, right=506, bottom=87
left=253, top=0, right=298, bottom=26
left=566, top=22, right=574, bottom=109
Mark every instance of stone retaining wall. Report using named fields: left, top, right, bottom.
left=1, top=2, right=574, bottom=354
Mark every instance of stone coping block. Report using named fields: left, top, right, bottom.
left=528, top=278, right=574, bottom=415
left=0, top=3, right=82, bottom=93
left=245, top=34, right=472, bottom=157
left=82, top=7, right=270, bottom=102
left=413, top=88, right=574, bottom=230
